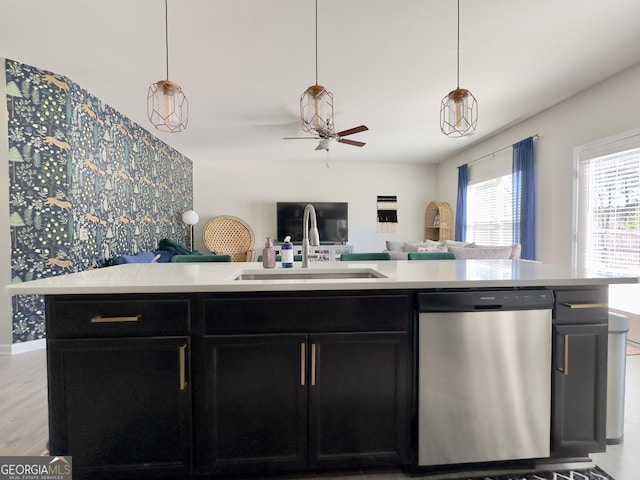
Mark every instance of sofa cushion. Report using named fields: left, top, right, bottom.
left=385, top=240, right=406, bottom=251
left=449, top=245, right=514, bottom=259
left=402, top=240, right=444, bottom=252
left=472, top=243, right=522, bottom=259
left=387, top=250, right=410, bottom=260
left=443, top=239, right=475, bottom=248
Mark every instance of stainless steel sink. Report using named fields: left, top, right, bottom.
left=233, top=269, right=386, bottom=281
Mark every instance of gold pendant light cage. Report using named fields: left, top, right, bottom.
left=147, top=0, right=188, bottom=133
left=300, top=0, right=334, bottom=134
left=440, top=87, right=477, bottom=138
left=300, top=84, right=334, bottom=134
left=440, top=0, right=477, bottom=138
left=148, top=80, right=188, bottom=133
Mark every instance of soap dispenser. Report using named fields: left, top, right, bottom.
left=281, top=235, right=294, bottom=268
left=262, top=237, right=276, bottom=269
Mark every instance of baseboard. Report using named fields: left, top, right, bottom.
left=0, top=338, right=46, bottom=355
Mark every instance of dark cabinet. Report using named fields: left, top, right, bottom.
left=550, top=287, right=608, bottom=457
left=198, top=292, right=413, bottom=475
left=200, top=334, right=308, bottom=474
left=46, top=296, right=193, bottom=479
left=308, top=332, right=410, bottom=469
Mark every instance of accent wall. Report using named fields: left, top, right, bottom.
left=4, top=58, right=193, bottom=346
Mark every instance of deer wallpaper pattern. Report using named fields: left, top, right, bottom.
left=6, top=58, right=193, bottom=343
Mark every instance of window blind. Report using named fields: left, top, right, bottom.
left=466, top=174, right=513, bottom=245
left=576, top=130, right=640, bottom=314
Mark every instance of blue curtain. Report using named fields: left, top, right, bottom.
left=512, top=137, right=535, bottom=259
left=455, top=164, right=468, bottom=241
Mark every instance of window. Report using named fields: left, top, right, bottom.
left=575, top=129, right=640, bottom=314
left=466, top=173, right=513, bottom=245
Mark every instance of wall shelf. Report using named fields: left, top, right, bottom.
left=424, top=202, right=453, bottom=242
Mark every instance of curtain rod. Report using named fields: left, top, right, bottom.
left=465, top=134, right=539, bottom=167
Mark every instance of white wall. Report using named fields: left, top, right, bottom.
left=192, top=160, right=437, bottom=255
left=435, top=63, right=640, bottom=266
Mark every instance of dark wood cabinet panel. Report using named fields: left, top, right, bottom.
left=553, top=288, right=608, bottom=325
left=48, top=337, right=192, bottom=479
left=47, top=294, right=191, bottom=338
left=203, top=291, right=413, bottom=334
left=308, top=332, right=411, bottom=468
left=551, top=323, right=607, bottom=456
left=199, top=334, right=308, bottom=475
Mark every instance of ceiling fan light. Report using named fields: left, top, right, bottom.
left=440, top=88, right=478, bottom=138
left=318, top=137, right=338, bottom=151
left=147, top=79, right=189, bottom=133
left=300, top=84, right=334, bottom=134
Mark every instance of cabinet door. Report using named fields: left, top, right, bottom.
left=201, top=334, right=308, bottom=474
left=551, top=324, right=607, bottom=457
left=48, top=337, right=192, bottom=479
left=308, top=332, right=411, bottom=469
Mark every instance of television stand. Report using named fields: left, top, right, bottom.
left=275, top=244, right=353, bottom=262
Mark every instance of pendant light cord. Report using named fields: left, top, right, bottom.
left=164, top=0, right=170, bottom=80
left=456, top=0, right=460, bottom=89
left=314, top=0, right=318, bottom=85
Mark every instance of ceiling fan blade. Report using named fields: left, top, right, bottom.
left=338, top=138, right=366, bottom=147
left=336, top=125, right=368, bottom=137
left=283, top=136, right=320, bottom=140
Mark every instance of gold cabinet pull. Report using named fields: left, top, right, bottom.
left=91, top=315, right=141, bottom=323
left=179, top=344, right=187, bottom=390
left=300, top=343, right=306, bottom=386
left=311, top=343, right=317, bottom=386
left=561, top=303, right=606, bottom=309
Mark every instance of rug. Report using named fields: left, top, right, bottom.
left=434, top=465, right=614, bottom=480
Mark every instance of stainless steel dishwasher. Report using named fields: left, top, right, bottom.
left=418, top=289, right=554, bottom=466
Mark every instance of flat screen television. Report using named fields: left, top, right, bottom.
left=276, top=202, right=348, bottom=245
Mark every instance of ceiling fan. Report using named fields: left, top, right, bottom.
left=284, top=125, right=369, bottom=151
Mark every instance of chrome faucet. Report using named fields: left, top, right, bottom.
left=302, top=204, right=320, bottom=268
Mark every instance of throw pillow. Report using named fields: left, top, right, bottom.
left=402, top=240, right=443, bottom=252
left=418, top=245, right=448, bottom=252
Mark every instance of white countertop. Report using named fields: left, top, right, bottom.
left=5, top=260, right=638, bottom=296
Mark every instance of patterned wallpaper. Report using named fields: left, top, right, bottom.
left=6, top=58, right=193, bottom=343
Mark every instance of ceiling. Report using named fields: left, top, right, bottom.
left=2, top=0, right=640, bottom=165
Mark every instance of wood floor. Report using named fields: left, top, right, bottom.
left=1, top=348, right=639, bottom=479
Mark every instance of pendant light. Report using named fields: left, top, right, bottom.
left=300, top=0, right=334, bottom=134
left=440, top=0, right=477, bottom=138
left=147, top=0, right=188, bottom=133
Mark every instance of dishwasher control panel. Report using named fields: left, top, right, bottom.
left=418, top=289, right=554, bottom=312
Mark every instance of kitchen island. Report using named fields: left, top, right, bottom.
left=6, top=260, right=638, bottom=479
